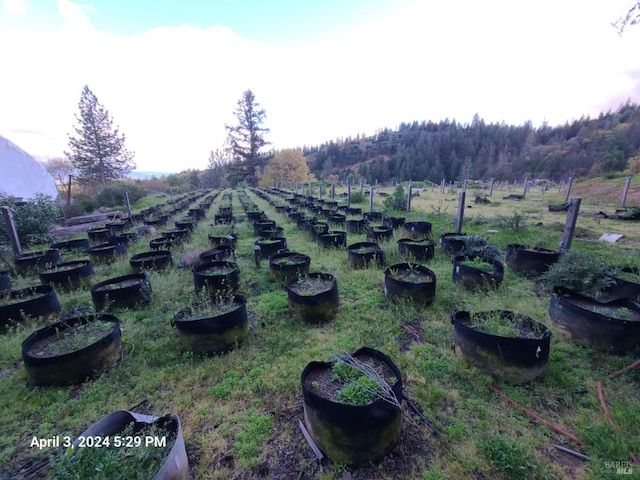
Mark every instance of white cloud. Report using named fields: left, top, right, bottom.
left=3, top=0, right=28, bottom=16
left=1, top=0, right=639, bottom=172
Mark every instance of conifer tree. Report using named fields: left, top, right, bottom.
left=66, top=85, right=135, bottom=187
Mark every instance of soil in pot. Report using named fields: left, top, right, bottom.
left=301, top=347, right=403, bottom=466
left=439, top=233, right=467, bottom=255
left=505, top=244, right=559, bottom=278
left=22, top=313, right=121, bottom=386
left=286, top=273, right=339, bottom=324
left=318, top=230, right=347, bottom=249
left=47, top=412, right=186, bottom=480
left=172, top=294, right=248, bottom=354
left=452, top=255, right=504, bottom=290
left=193, top=261, right=240, bottom=294
left=129, top=250, right=173, bottom=271
left=38, top=260, right=94, bottom=290
left=91, top=273, right=152, bottom=310
left=88, top=243, right=127, bottom=264
left=549, top=286, right=640, bottom=353
left=0, top=285, right=61, bottom=329
left=255, top=237, right=287, bottom=259
left=384, top=263, right=437, bottom=305
left=366, top=225, right=393, bottom=242
left=14, top=249, right=61, bottom=274
left=452, top=310, right=551, bottom=384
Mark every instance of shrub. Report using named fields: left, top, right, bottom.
left=383, top=184, right=406, bottom=211
left=93, top=182, right=147, bottom=209
left=0, top=193, right=62, bottom=246
left=539, top=250, right=617, bottom=298
left=349, top=190, right=365, bottom=204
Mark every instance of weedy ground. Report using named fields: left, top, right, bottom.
left=0, top=181, right=639, bottom=479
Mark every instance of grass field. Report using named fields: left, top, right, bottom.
left=0, top=181, right=639, bottom=479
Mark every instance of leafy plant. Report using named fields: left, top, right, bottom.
left=493, top=210, right=528, bottom=232
left=331, top=355, right=400, bottom=408
left=383, top=184, right=405, bottom=211
left=539, top=250, right=617, bottom=298
left=0, top=193, right=62, bottom=246
left=349, top=191, right=365, bottom=204
left=458, top=235, right=502, bottom=261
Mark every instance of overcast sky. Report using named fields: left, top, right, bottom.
left=1, top=0, right=639, bottom=173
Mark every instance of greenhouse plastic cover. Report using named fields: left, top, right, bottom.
left=0, top=135, right=59, bottom=200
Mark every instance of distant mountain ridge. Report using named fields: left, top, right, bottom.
left=128, top=171, right=174, bottom=179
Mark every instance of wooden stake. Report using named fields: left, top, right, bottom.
left=455, top=191, right=466, bottom=234
left=1, top=206, right=22, bottom=256
left=559, top=198, right=581, bottom=254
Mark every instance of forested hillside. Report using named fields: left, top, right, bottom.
left=304, top=101, right=640, bottom=183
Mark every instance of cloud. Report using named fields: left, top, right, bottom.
left=3, top=0, right=28, bottom=16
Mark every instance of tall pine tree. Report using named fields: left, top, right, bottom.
left=225, top=89, right=270, bottom=186
left=66, top=85, right=135, bottom=187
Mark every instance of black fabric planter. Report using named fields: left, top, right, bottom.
left=38, top=260, right=94, bottom=290
left=198, top=248, right=226, bottom=263
left=1, top=270, right=12, bottom=295
left=383, top=216, right=405, bottom=230
left=318, top=230, right=347, bottom=249
left=162, top=228, right=190, bottom=242
left=384, top=263, right=436, bottom=305
left=70, top=410, right=189, bottom=480
left=346, top=219, right=365, bottom=234
left=91, top=273, right=152, bottom=310
left=549, top=286, right=640, bottom=353
left=505, top=244, right=559, bottom=278
left=439, top=233, right=467, bottom=255
left=363, top=211, right=384, bottom=223
left=0, top=285, right=60, bottom=329
left=301, top=347, right=403, bottom=466
left=175, top=219, right=196, bottom=232
left=253, top=220, right=276, bottom=235
left=451, top=310, right=551, bottom=384
left=172, top=295, right=248, bottom=354
left=403, top=221, right=432, bottom=240
left=87, top=227, right=112, bottom=243
left=255, top=237, right=287, bottom=259
left=347, top=242, right=384, bottom=269
left=22, top=313, right=121, bottom=386
left=452, top=255, right=504, bottom=290
left=208, top=234, right=237, bottom=248
left=150, top=236, right=180, bottom=250
left=257, top=226, right=284, bottom=240
left=214, top=214, right=234, bottom=225
left=51, top=238, right=90, bottom=251
left=328, top=214, right=346, bottom=227
left=606, top=268, right=640, bottom=300
left=366, top=225, right=393, bottom=242
left=88, top=243, right=127, bottom=264
left=269, top=252, right=311, bottom=283
left=397, top=238, right=435, bottom=261
left=345, top=207, right=362, bottom=216
left=15, top=249, right=61, bottom=274
left=129, top=250, right=173, bottom=271
left=286, top=273, right=339, bottom=324
left=193, top=261, right=240, bottom=294
left=144, top=216, right=169, bottom=227
left=109, top=232, right=139, bottom=246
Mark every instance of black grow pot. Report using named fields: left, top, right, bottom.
left=363, top=211, right=384, bottom=223
left=91, top=273, right=152, bottom=310
left=255, top=237, right=287, bottom=259
left=0, top=270, right=12, bottom=296
left=87, top=243, right=127, bottom=264
left=383, top=216, right=405, bottom=230
left=38, top=260, right=94, bottom=290
left=162, top=228, right=190, bottom=242
left=269, top=252, right=311, bottom=283
left=193, top=260, right=240, bottom=294
left=606, top=267, right=640, bottom=301
left=22, top=313, right=122, bottom=386
left=318, top=231, right=347, bottom=249
left=150, top=236, right=180, bottom=250
left=208, top=234, right=237, bottom=248
left=548, top=286, right=640, bottom=353
left=346, top=219, right=365, bottom=234
left=87, top=227, right=112, bottom=244
left=198, top=248, right=226, bottom=264
left=51, top=238, right=90, bottom=252
left=452, top=255, right=504, bottom=290
left=397, top=238, right=435, bottom=261
left=257, top=226, right=284, bottom=240
left=286, top=273, right=339, bottom=324
left=505, top=244, right=559, bottom=278
left=14, top=249, right=61, bottom=275
left=0, top=284, right=61, bottom=329
left=451, top=310, right=551, bottom=385
left=366, top=225, right=393, bottom=242
left=175, top=219, right=196, bottom=232
left=439, top=233, right=467, bottom=255
left=129, top=250, right=173, bottom=271
left=384, top=263, right=436, bottom=305
left=253, top=220, right=276, bottom=235
left=347, top=242, right=384, bottom=269
left=403, top=221, right=432, bottom=240
left=301, top=347, right=403, bottom=466
left=328, top=214, right=346, bottom=227
left=109, top=232, right=139, bottom=247
left=64, top=410, right=189, bottom=480
left=172, top=295, right=248, bottom=355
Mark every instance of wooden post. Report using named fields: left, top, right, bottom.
left=347, top=185, right=351, bottom=208
left=455, top=191, right=466, bottom=234
left=440, top=179, right=445, bottom=193
left=67, top=175, right=73, bottom=206
left=330, top=183, right=335, bottom=200
left=621, top=175, right=632, bottom=207
left=253, top=245, right=261, bottom=269
left=308, top=182, right=313, bottom=196
left=1, top=206, right=22, bottom=256
left=368, top=186, right=374, bottom=214
left=462, top=178, right=468, bottom=192
left=124, top=192, right=132, bottom=218
left=489, top=178, right=494, bottom=197
left=406, top=182, right=412, bottom=212
left=564, top=176, right=573, bottom=203
left=512, top=180, right=517, bottom=191
left=523, top=178, right=529, bottom=198
left=559, top=198, right=581, bottom=254
left=318, top=183, right=322, bottom=200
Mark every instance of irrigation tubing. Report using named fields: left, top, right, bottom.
left=402, top=393, right=444, bottom=439
left=490, top=386, right=583, bottom=445
left=608, top=358, right=640, bottom=379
